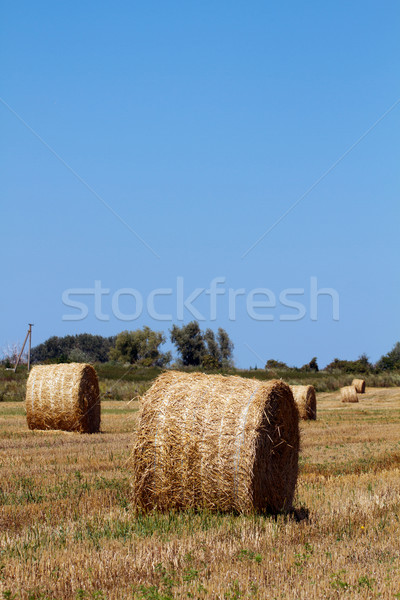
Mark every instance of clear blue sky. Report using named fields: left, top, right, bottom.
left=1, top=1, right=399, bottom=368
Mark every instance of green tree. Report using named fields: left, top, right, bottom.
left=109, top=327, right=171, bottom=367
left=204, top=329, right=221, bottom=363
left=217, top=327, right=234, bottom=367
left=265, top=359, right=288, bottom=370
left=30, top=334, right=116, bottom=363
left=170, top=321, right=206, bottom=366
left=358, top=353, right=371, bottom=369
left=376, top=343, right=400, bottom=371
left=67, top=348, right=93, bottom=363
left=301, top=357, right=319, bottom=372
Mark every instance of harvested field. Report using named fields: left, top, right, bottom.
left=0, top=388, right=399, bottom=599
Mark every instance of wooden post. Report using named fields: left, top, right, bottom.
left=27, top=324, right=33, bottom=372
left=14, top=324, right=34, bottom=372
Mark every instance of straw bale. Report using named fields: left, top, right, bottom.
left=290, top=385, right=317, bottom=420
left=352, top=378, right=366, bottom=393
left=26, top=363, right=100, bottom=433
left=132, top=371, right=299, bottom=514
left=341, top=385, right=359, bottom=403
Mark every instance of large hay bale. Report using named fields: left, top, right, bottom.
left=132, top=371, right=300, bottom=514
left=26, top=363, right=100, bottom=433
left=290, top=385, right=317, bottom=420
left=352, top=378, right=366, bottom=393
left=341, top=385, right=359, bottom=403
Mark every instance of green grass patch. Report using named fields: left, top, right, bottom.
left=301, top=451, right=400, bottom=477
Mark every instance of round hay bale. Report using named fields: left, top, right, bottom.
left=132, top=371, right=300, bottom=514
left=340, top=385, right=358, bottom=403
left=352, top=378, right=366, bottom=394
left=290, top=385, right=317, bottom=420
left=26, top=363, right=100, bottom=433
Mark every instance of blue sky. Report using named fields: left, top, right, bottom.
left=1, top=1, right=399, bottom=368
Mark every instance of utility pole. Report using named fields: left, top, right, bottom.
left=27, top=324, right=33, bottom=372
left=14, top=324, right=34, bottom=372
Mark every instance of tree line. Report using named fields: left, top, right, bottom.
left=264, top=345, right=400, bottom=373
left=7, top=326, right=400, bottom=372
left=27, top=321, right=234, bottom=369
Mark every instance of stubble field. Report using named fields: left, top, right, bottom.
left=0, top=387, right=399, bottom=599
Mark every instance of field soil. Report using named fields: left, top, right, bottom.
left=0, top=387, right=399, bottom=599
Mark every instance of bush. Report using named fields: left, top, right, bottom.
left=325, top=354, right=372, bottom=374
left=0, top=380, right=26, bottom=402
left=265, top=359, right=288, bottom=370
left=202, top=354, right=221, bottom=370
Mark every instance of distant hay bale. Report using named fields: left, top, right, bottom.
left=290, top=385, right=317, bottom=420
left=352, top=378, right=366, bottom=393
left=26, top=363, right=100, bottom=433
left=132, top=371, right=300, bottom=514
left=341, top=386, right=359, bottom=403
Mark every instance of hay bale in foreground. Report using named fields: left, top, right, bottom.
left=26, top=363, right=100, bottom=433
left=290, top=385, right=317, bottom=420
left=341, top=386, right=358, bottom=403
left=132, top=371, right=300, bottom=514
left=352, top=378, right=366, bottom=394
